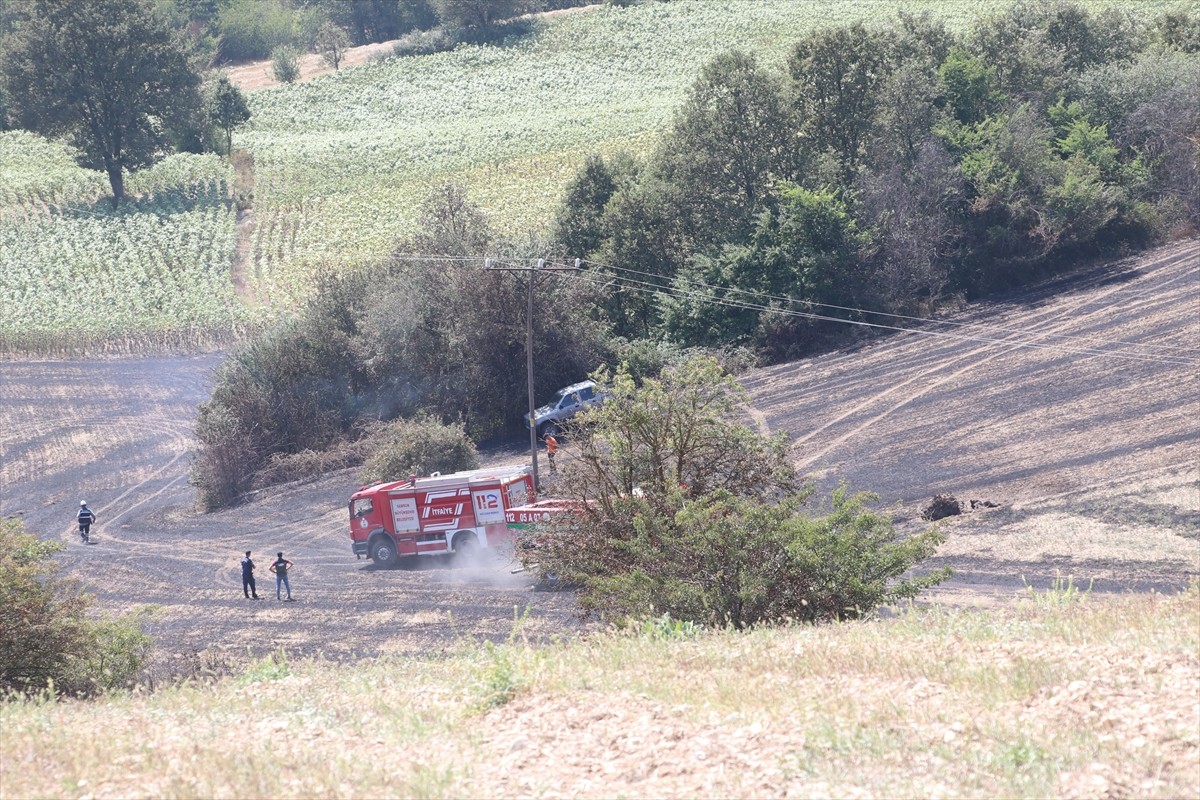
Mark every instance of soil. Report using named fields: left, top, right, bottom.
left=224, top=5, right=601, bottom=92
left=0, top=241, right=1197, bottom=676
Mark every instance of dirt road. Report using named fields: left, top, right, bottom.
left=1, top=242, right=1197, bottom=674
left=0, top=355, right=579, bottom=676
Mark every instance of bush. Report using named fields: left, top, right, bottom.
left=360, top=415, right=480, bottom=484
left=519, top=357, right=950, bottom=627
left=554, top=488, right=948, bottom=627
left=192, top=185, right=609, bottom=510
left=271, top=45, right=301, bottom=83
left=611, top=339, right=757, bottom=385
left=0, top=519, right=151, bottom=696
left=216, top=0, right=305, bottom=62
left=391, top=27, right=457, bottom=58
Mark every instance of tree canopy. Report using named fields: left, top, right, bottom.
left=209, top=76, right=251, bottom=154
left=0, top=0, right=203, bottom=206
left=520, top=357, right=949, bottom=627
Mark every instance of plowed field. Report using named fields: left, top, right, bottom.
left=1, top=242, right=1197, bottom=675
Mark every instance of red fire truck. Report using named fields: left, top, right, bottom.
left=348, top=465, right=534, bottom=567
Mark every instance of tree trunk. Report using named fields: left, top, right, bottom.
left=105, top=161, right=125, bottom=208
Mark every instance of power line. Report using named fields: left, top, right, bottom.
left=13, top=195, right=1197, bottom=365
left=555, top=264, right=1200, bottom=367
left=569, top=257, right=1200, bottom=358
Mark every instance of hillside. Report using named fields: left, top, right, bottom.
left=1, top=0, right=1182, bottom=351
left=1, top=589, right=1195, bottom=798
left=0, top=240, right=1196, bottom=797
left=0, top=240, right=1194, bottom=664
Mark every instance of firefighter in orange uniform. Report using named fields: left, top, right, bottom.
left=544, top=433, right=558, bottom=474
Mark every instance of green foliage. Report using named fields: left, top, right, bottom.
left=940, top=47, right=1004, bottom=126
left=315, top=21, right=352, bottom=70
left=789, top=23, right=888, bottom=178
left=590, top=175, right=684, bottom=338
left=1154, top=6, right=1200, bottom=52
left=431, top=0, right=532, bottom=31
left=659, top=49, right=795, bottom=247
left=553, top=152, right=622, bottom=260
left=0, top=518, right=151, bottom=696
left=76, top=609, right=155, bottom=694
left=208, top=76, right=251, bottom=154
left=476, top=641, right=523, bottom=708
left=192, top=273, right=366, bottom=508
left=238, top=648, right=291, bottom=684
left=608, top=338, right=755, bottom=385
left=472, top=607, right=531, bottom=710
left=317, top=0, right=437, bottom=46
left=588, top=488, right=948, bottom=628
left=216, top=0, right=308, bottom=62
left=360, top=415, right=480, bottom=484
left=560, top=357, right=797, bottom=503
left=521, top=360, right=949, bottom=627
left=1021, top=571, right=1093, bottom=608
left=0, top=0, right=204, bottom=206
left=633, top=613, right=701, bottom=640
left=663, top=185, right=868, bottom=354
left=192, top=184, right=608, bottom=508
left=271, top=45, right=301, bottom=84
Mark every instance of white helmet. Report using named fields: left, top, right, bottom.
left=80, top=500, right=87, bottom=507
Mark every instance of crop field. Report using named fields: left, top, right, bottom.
left=0, top=138, right=248, bottom=352
left=234, top=0, right=991, bottom=298
left=1, top=0, right=1177, bottom=351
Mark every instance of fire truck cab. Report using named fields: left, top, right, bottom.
left=349, top=465, right=534, bottom=567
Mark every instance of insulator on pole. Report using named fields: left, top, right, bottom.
left=484, top=257, right=492, bottom=269
left=537, top=258, right=545, bottom=270
left=574, top=258, right=582, bottom=269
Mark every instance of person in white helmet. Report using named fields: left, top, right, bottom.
left=77, top=501, right=96, bottom=543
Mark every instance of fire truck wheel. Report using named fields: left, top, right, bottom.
left=370, top=538, right=397, bottom=568
left=453, top=532, right=478, bottom=558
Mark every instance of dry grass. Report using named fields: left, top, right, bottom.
left=2, top=586, right=1196, bottom=799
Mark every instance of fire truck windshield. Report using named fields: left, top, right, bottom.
left=351, top=498, right=374, bottom=518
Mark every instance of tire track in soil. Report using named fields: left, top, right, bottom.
left=741, top=242, right=1199, bottom=595
left=3, top=246, right=1196, bottom=667
left=762, top=242, right=1199, bottom=472
left=749, top=248, right=1198, bottom=415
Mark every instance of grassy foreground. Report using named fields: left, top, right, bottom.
left=2, top=586, right=1197, bottom=799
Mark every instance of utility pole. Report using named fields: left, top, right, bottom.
left=485, top=257, right=580, bottom=494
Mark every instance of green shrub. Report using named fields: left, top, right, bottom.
left=217, top=0, right=304, bottom=62
left=360, top=415, right=480, bottom=484
left=391, top=27, right=457, bottom=58
left=271, top=45, right=301, bottom=83
left=520, top=357, right=949, bottom=627
left=536, top=486, right=949, bottom=628
left=192, top=186, right=609, bottom=510
left=0, top=519, right=151, bottom=696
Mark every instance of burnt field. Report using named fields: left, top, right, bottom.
left=1, top=241, right=1197, bottom=673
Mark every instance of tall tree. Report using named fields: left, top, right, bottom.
left=658, top=50, right=795, bottom=249
left=0, top=0, right=203, bottom=207
left=789, top=23, right=889, bottom=180
left=208, top=76, right=251, bottom=154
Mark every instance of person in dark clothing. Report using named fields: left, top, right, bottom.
left=77, top=501, right=95, bottom=543
left=269, top=552, right=294, bottom=601
left=241, top=551, right=260, bottom=599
